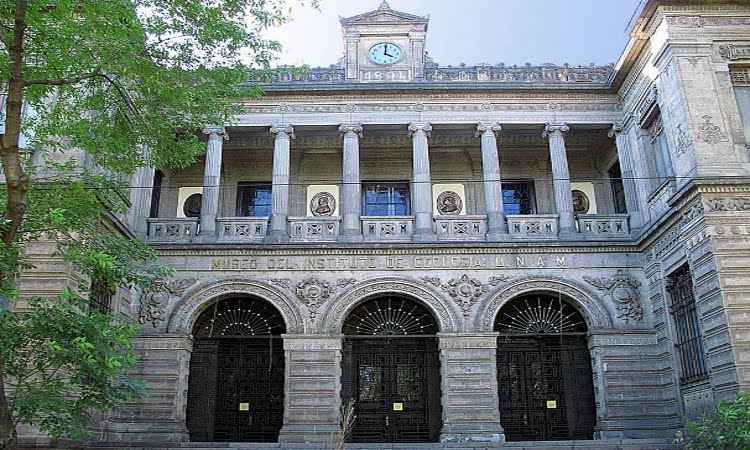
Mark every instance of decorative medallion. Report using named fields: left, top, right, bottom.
left=310, top=192, right=336, bottom=217
left=183, top=193, right=202, bottom=218
left=572, top=190, right=590, bottom=214
left=422, top=274, right=488, bottom=318
left=437, top=191, right=463, bottom=215
left=695, top=115, right=727, bottom=144
left=583, top=270, right=644, bottom=323
left=138, top=277, right=197, bottom=328
left=294, top=277, right=357, bottom=320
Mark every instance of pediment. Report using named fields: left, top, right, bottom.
left=340, top=2, right=428, bottom=26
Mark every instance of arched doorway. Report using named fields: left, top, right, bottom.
left=186, top=296, right=286, bottom=442
left=494, top=293, right=596, bottom=441
left=341, top=296, right=442, bottom=443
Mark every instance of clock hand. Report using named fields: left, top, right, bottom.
left=383, top=44, right=392, bottom=57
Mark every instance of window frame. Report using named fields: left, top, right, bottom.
left=236, top=182, right=273, bottom=218
left=666, top=264, right=710, bottom=385
left=361, top=181, right=411, bottom=217
left=501, top=180, right=537, bottom=215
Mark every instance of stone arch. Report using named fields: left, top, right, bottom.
left=167, top=277, right=305, bottom=335
left=475, top=277, right=613, bottom=333
left=319, top=277, right=459, bottom=334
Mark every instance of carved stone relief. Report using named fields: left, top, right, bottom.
left=421, top=274, right=507, bottom=318
left=138, top=278, right=198, bottom=328
left=436, top=191, right=463, bottom=215
left=703, top=197, right=750, bottom=212
left=273, top=277, right=358, bottom=320
left=695, top=115, right=727, bottom=144
left=310, top=192, right=336, bottom=217
left=583, top=270, right=644, bottom=323
left=675, top=124, right=692, bottom=155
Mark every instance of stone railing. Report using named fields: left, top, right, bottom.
left=260, top=63, right=613, bottom=86
left=289, top=217, right=340, bottom=242
left=216, top=217, right=268, bottom=243
left=506, top=215, right=559, bottom=239
left=147, top=218, right=197, bottom=243
left=577, top=214, right=631, bottom=238
left=435, top=215, right=487, bottom=241
left=362, top=216, right=414, bottom=242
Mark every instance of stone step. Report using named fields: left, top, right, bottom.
left=77, top=438, right=678, bottom=450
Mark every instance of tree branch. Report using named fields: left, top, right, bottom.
left=24, top=71, right=102, bottom=87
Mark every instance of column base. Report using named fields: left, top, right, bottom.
left=486, top=231, right=511, bottom=242
left=338, top=231, right=363, bottom=243
left=266, top=230, right=289, bottom=244
left=413, top=230, right=437, bottom=242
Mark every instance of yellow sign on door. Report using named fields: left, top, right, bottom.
left=393, top=402, right=404, bottom=411
left=546, top=400, right=557, bottom=409
left=239, top=403, right=250, bottom=411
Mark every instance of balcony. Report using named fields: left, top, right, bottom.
left=145, top=213, right=631, bottom=244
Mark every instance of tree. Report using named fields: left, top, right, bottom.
left=0, top=0, right=310, bottom=447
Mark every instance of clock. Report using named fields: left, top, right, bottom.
left=368, top=42, right=403, bottom=65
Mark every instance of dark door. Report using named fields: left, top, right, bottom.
left=496, top=336, right=596, bottom=441
left=342, top=337, right=441, bottom=443
left=213, top=338, right=284, bottom=442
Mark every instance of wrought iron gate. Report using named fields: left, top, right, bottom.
left=187, top=297, right=286, bottom=442
left=341, top=297, right=442, bottom=443
left=494, top=294, right=596, bottom=441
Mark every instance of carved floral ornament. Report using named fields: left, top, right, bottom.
left=272, top=277, right=357, bottom=320
left=583, top=270, right=643, bottom=324
left=422, top=274, right=509, bottom=318
left=695, top=115, right=727, bottom=145
left=138, top=277, right=198, bottom=328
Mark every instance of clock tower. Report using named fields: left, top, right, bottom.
left=340, top=1, right=429, bottom=83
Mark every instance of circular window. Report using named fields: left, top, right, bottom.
left=183, top=193, right=202, bottom=218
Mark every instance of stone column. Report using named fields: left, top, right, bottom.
left=339, top=124, right=363, bottom=242
left=278, top=335, right=342, bottom=444
left=610, top=123, right=643, bottom=230
left=408, top=122, right=436, bottom=241
left=477, top=122, right=506, bottom=240
left=200, top=126, right=226, bottom=237
left=543, top=122, right=575, bottom=235
left=438, top=333, right=504, bottom=444
left=128, top=147, right=155, bottom=238
left=268, top=125, right=295, bottom=243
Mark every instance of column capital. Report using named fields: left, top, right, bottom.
left=202, top=126, right=228, bottom=140
left=408, top=122, right=432, bottom=137
left=476, top=122, right=502, bottom=137
left=608, top=120, right=625, bottom=138
left=338, top=123, right=363, bottom=137
left=271, top=124, right=295, bottom=140
left=543, top=122, right=570, bottom=138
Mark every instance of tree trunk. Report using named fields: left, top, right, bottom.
left=0, top=1, right=29, bottom=447
left=0, top=356, right=16, bottom=450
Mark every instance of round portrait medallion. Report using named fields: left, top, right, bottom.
left=310, top=192, right=336, bottom=217
left=437, top=191, right=463, bottom=215
left=571, top=190, right=590, bottom=214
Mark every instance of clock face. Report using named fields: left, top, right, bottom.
left=368, top=42, right=403, bottom=65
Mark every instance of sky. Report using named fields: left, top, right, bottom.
left=266, top=0, right=645, bottom=68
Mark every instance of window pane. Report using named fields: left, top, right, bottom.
left=502, top=182, right=535, bottom=215
left=362, top=182, right=410, bottom=216
left=237, top=183, right=272, bottom=217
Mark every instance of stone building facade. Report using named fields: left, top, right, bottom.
left=16, top=0, right=750, bottom=447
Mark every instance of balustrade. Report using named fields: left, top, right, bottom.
left=577, top=214, right=631, bottom=238
left=216, top=217, right=269, bottom=243
left=506, top=215, right=559, bottom=239
left=435, top=216, right=487, bottom=241
left=289, top=217, right=340, bottom=242
left=362, top=216, right=414, bottom=241
left=147, top=218, right=198, bottom=243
